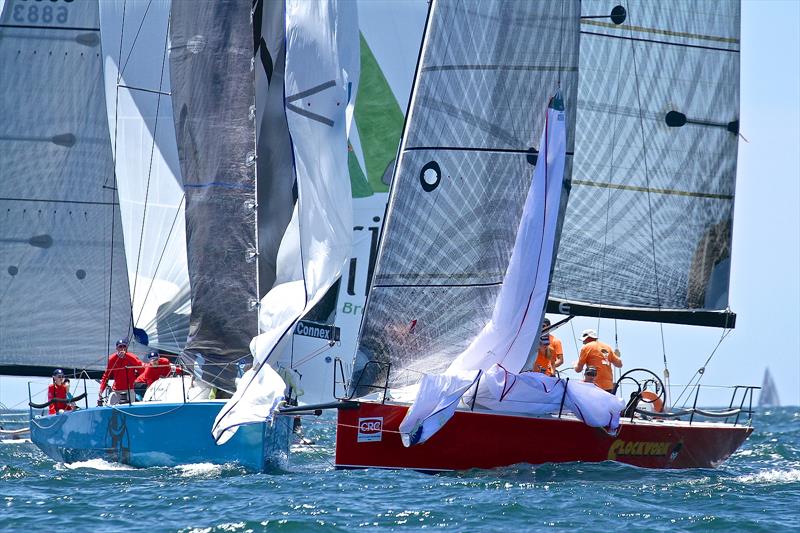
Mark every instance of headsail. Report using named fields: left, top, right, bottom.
left=350, top=0, right=580, bottom=397
left=0, top=0, right=133, bottom=376
left=548, top=0, right=741, bottom=328
left=399, top=91, right=577, bottom=445
left=211, top=0, right=359, bottom=444
left=169, top=0, right=260, bottom=390
left=99, top=0, right=190, bottom=354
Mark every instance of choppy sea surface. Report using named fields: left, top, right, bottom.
left=1, top=407, right=798, bottom=532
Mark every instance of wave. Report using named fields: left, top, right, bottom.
left=176, top=462, right=225, bottom=477
left=1, top=438, right=31, bottom=445
left=734, top=468, right=800, bottom=484
left=60, top=458, right=135, bottom=471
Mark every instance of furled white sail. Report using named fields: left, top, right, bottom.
left=212, top=0, right=359, bottom=444
left=99, top=0, right=190, bottom=353
left=398, top=94, right=571, bottom=445
left=476, top=365, right=624, bottom=430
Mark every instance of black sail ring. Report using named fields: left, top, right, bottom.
left=419, top=161, right=441, bottom=192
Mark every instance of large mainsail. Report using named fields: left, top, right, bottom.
left=548, top=0, right=741, bottom=327
left=99, top=0, right=190, bottom=354
left=168, top=0, right=259, bottom=389
left=350, top=0, right=581, bottom=396
left=0, top=0, right=133, bottom=376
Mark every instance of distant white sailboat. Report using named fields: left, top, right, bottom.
left=759, top=368, right=780, bottom=407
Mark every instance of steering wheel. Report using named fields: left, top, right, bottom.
left=614, top=368, right=667, bottom=409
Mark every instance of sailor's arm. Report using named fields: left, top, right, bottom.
left=574, top=348, right=586, bottom=373
left=98, top=359, right=111, bottom=393
left=553, top=340, right=564, bottom=368
left=609, top=348, right=623, bottom=368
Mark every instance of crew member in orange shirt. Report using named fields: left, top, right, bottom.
left=574, top=329, right=622, bottom=392
left=99, top=339, right=143, bottom=405
left=531, top=317, right=564, bottom=376
left=47, top=369, right=73, bottom=415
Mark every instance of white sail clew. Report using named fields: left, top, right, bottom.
left=399, top=93, right=571, bottom=446
left=212, top=0, right=359, bottom=444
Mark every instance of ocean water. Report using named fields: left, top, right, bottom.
left=1, top=407, right=798, bottom=532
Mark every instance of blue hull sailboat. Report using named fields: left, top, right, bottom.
left=31, top=400, right=290, bottom=470
left=11, top=0, right=358, bottom=471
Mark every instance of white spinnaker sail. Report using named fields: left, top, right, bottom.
left=99, top=0, right=190, bottom=353
left=212, top=0, right=359, bottom=444
left=399, top=95, right=570, bottom=446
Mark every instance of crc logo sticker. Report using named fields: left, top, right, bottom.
left=357, top=417, right=383, bottom=443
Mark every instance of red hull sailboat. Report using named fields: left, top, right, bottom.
left=336, top=402, right=752, bottom=471
left=326, top=0, right=752, bottom=472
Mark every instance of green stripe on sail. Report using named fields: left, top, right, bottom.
left=349, top=143, right=373, bottom=198
left=354, top=33, right=403, bottom=194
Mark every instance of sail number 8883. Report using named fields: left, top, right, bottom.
left=12, top=1, right=72, bottom=25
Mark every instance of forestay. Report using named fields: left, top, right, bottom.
left=548, top=0, right=741, bottom=327
left=99, top=0, right=190, bottom=354
left=350, top=0, right=580, bottom=396
left=0, top=0, right=133, bottom=375
left=212, top=0, right=359, bottom=444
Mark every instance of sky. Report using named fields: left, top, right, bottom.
left=1, top=0, right=798, bottom=410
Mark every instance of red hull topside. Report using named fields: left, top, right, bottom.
left=335, top=402, right=753, bottom=471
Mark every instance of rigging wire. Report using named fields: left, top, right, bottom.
left=129, top=8, right=172, bottom=334
left=673, top=322, right=733, bottom=408
left=568, top=320, right=579, bottom=362
left=118, top=0, right=155, bottom=77
left=625, top=2, right=671, bottom=405
left=613, top=319, right=619, bottom=382
left=105, top=0, right=130, bottom=353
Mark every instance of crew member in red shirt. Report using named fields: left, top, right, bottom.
left=48, top=369, right=73, bottom=415
left=99, top=339, right=143, bottom=405
left=133, top=351, right=180, bottom=399
left=574, top=329, right=622, bottom=393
